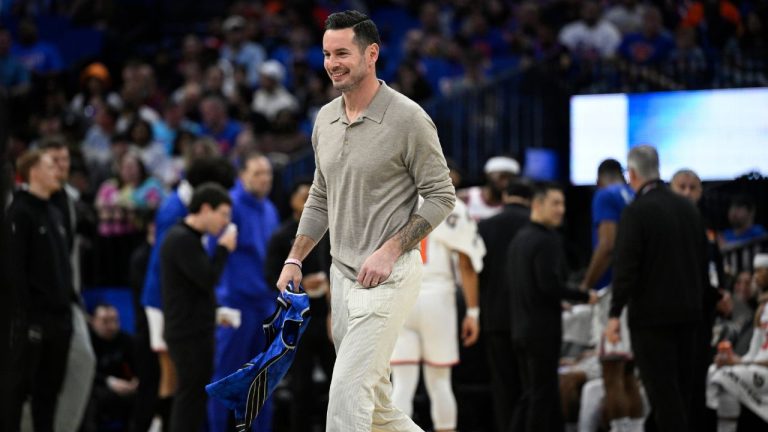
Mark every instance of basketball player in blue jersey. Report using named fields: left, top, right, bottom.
left=579, top=159, right=643, bottom=432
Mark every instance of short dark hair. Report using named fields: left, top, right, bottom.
left=532, top=181, right=563, bottom=200
left=506, top=179, right=533, bottom=200
left=325, top=10, right=381, bottom=51
left=597, top=159, right=623, bottom=179
left=186, top=157, right=236, bottom=189
left=237, top=150, right=266, bottom=172
left=188, top=182, right=232, bottom=213
left=731, top=193, right=756, bottom=212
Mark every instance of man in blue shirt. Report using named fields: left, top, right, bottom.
left=581, top=159, right=635, bottom=292
left=578, top=158, right=642, bottom=432
left=209, top=151, right=280, bottom=432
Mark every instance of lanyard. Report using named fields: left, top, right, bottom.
left=638, top=179, right=664, bottom=197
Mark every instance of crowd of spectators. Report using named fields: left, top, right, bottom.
left=2, top=0, right=767, bottom=166
left=1, top=1, right=765, bottom=210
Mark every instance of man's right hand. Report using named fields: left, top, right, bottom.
left=604, top=317, right=621, bottom=344
left=277, top=262, right=303, bottom=293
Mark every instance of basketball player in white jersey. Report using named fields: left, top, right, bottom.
left=390, top=198, right=486, bottom=431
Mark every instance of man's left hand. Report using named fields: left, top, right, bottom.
left=461, top=316, right=480, bottom=347
left=357, top=245, right=398, bottom=288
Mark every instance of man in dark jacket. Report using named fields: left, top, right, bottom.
left=7, top=149, right=74, bottom=432
left=606, top=145, right=708, bottom=432
left=161, top=183, right=237, bottom=432
left=477, top=179, right=532, bottom=432
left=508, top=182, right=597, bottom=432
left=40, top=137, right=97, bottom=432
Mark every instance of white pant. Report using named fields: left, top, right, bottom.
left=55, top=304, right=96, bottom=432
left=327, top=250, right=424, bottom=432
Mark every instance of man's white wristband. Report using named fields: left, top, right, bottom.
left=466, top=307, right=480, bottom=319
left=284, top=258, right=302, bottom=269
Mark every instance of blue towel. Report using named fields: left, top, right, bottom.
left=206, top=283, right=310, bottom=431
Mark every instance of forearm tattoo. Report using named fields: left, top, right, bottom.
left=395, top=214, right=433, bottom=253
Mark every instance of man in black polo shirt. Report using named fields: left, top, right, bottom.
left=606, top=145, right=708, bottom=432
left=508, top=182, right=597, bottom=432
left=161, top=183, right=237, bottom=432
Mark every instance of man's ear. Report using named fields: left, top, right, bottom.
left=199, top=202, right=213, bottom=215
left=627, top=168, right=637, bottom=184
left=530, top=195, right=542, bottom=211
left=368, top=43, right=380, bottom=64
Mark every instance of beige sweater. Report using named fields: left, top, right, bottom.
left=297, top=81, right=455, bottom=279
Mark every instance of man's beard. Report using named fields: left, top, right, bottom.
left=331, top=62, right=366, bottom=93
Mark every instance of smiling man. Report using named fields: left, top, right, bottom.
left=275, top=10, right=455, bottom=432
